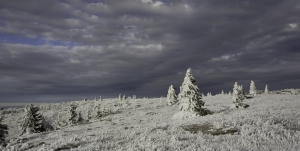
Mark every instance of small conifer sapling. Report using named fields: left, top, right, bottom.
left=265, top=85, right=269, bottom=95
left=166, top=85, right=178, bottom=105
left=249, top=80, right=257, bottom=96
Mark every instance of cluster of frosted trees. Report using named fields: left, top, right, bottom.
left=1, top=104, right=53, bottom=146
left=232, top=81, right=269, bottom=108
left=17, top=97, right=118, bottom=139
left=166, top=68, right=211, bottom=116
left=212, top=80, right=268, bottom=97
left=232, top=82, right=249, bottom=108
left=250, top=80, right=269, bottom=96
left=166, top=68, right=271, bottom=115
left=118, top=94, right=137, bottom=101
left=2, top=93, right=136, bottom=143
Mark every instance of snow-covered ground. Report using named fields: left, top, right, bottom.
left=1, top=94, right=300, bottom=150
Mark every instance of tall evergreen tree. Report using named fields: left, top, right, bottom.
left=166, top=85, right=178, bottom=105
left=178, top=68, right=210, bottom=116
left=0, top=115, right=8, bottom=147
left=249, top=80, right=257, bottom=96
left=20, top=104, right=44, bottom=136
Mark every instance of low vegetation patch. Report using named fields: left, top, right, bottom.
left=181, top=124, right=239, bottom=135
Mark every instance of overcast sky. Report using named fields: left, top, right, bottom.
left=0, top=0, right=300, bottom=103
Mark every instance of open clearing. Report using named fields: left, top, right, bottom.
left=1, top=94, right=300, bottom=150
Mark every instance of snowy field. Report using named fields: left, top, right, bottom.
left=1, top=94, right=300, bottom=150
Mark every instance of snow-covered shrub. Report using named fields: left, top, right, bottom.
left=91, top=102, right=103, bottom=119
left=290, top=89, right=298, bottom=95
left=232, top=82, right=249, bottom=108
left=41, top=117, right=54, bottom=132
left=0, top=115, right=8, bottom=147
left=55, top=113, right=67, bottom=129
left=265, top=85, right=269, bottom=95
left=249, top=80, right=257, bottom=96
left=77, top=112, right=84, bottom=123
left=166, top=85, right=178, bottom=105
left=20, top=104, right=45, bottom=136
left=178, top=68, right=210, bottom=116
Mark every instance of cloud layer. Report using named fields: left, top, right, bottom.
left=1, top=0, right=300, bottom=102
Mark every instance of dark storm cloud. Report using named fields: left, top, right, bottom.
left=0, top=0, right=300, bottom=102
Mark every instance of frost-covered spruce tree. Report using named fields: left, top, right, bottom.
left=249, top=80, right=257, bottom=96
left=232, top=82, right=239, bottom=101
left=232, top=82, right=248, bottom=108
left=68, top=103, right=79, bottom=125
left=0, top=115, right=8, bottom=147
left=221, top=90, right=224, bottom=95
left=178, top=68, right=210, bottom=116
left=238, top=85, right=246, bottom=100
left=20, top=104, right=44, bottom=136
left=166, top=85, right=178, bottom=105
left=265, top=85, right=269, bottom=95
